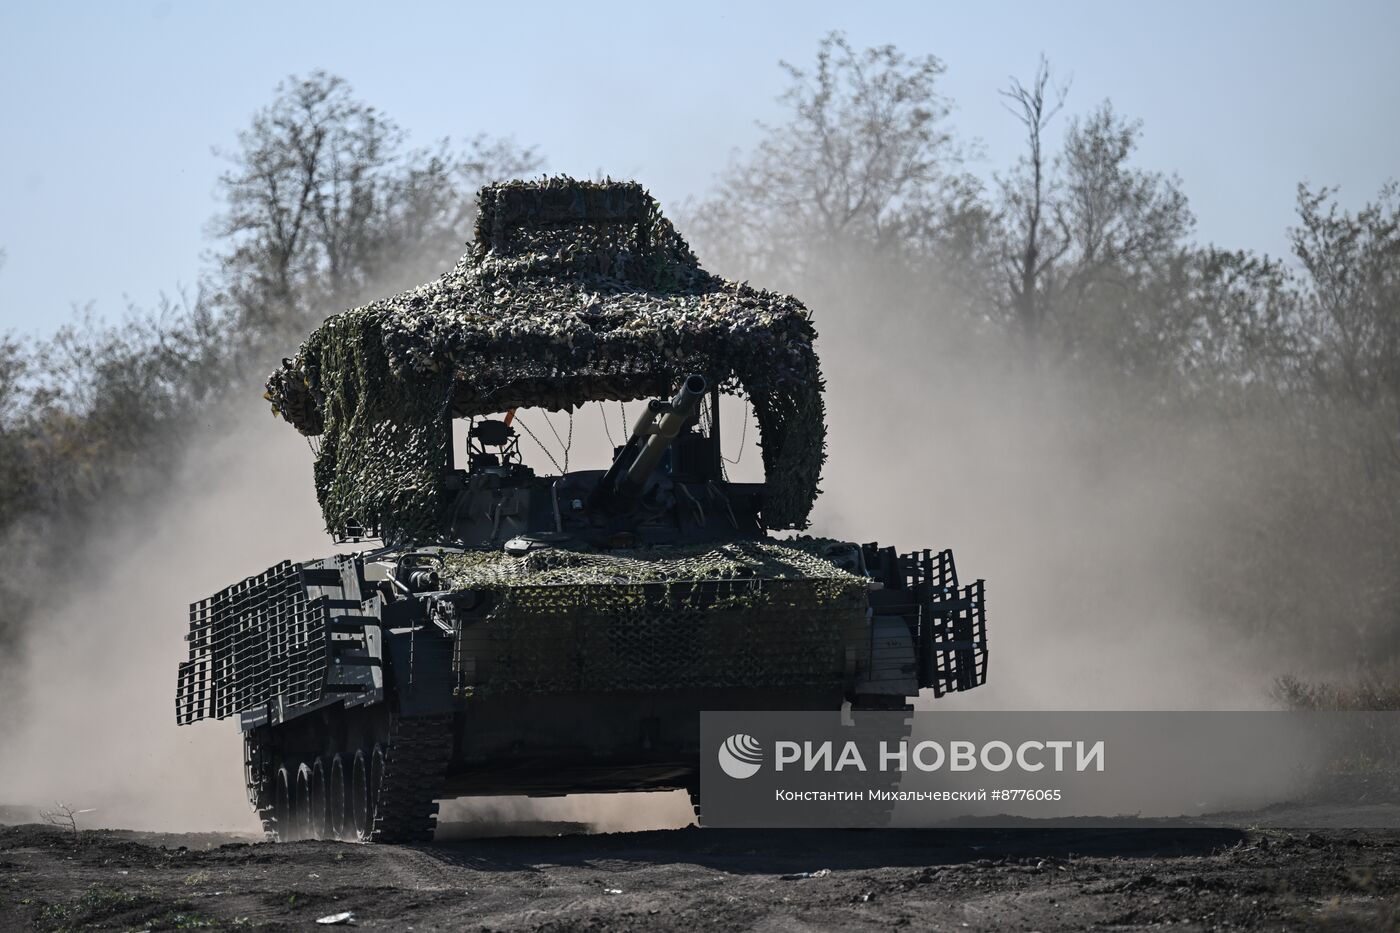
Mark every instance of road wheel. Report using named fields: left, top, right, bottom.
left=310, top=758, right=329, bottom=840
left=351, top=749, right=371, bottom=840
left=273, top=766, right=292, bottom=842
left=295, top=763, right=314, bottom=840
left=329, top=754, right=349, bottom=840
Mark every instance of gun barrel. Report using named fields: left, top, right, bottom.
left=614, top=374, right=708, bottom=497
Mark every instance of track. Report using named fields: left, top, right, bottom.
left=245, top=710, right=452, bottom=844
left=367, top=715, right=453, bottom=843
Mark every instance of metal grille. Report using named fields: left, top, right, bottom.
left=922, top=578, right=989, bottom=698
left=456, top=577, right=868, bottom=694
left=176, top=560, right=331, bottom=724
left=890, top=549, right=989, bottom=697
left=900, top=548, right=958, bottom=593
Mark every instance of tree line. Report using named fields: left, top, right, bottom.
left=691, top=36, right=1400, bottom=692
left=1, top=37, right=1397, bottom=692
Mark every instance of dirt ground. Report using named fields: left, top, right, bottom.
left=3, top=812, right=1398, bottom=932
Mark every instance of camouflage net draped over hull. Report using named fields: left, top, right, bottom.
left=438, top=541, right=869, bottom=695
left=436, top=539, right=856, bottom=589
left=266, top=178, right=827, bottom=540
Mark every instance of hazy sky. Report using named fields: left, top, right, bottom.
left=2, top=0, right=1397, bottom=337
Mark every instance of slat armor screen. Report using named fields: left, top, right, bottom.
left=177, top=560, right=331, bottom=724
left=903, top=548, right=988, bottom=697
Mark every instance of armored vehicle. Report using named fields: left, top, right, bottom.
left=176, top=178, right=988, bottom=842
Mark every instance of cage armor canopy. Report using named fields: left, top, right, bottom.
left=264, top=176, right=828, bottom=542
left=185, top=178, right=991, bottom=844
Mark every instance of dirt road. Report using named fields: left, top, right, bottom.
left=3, top=816, right=1398, bottom=931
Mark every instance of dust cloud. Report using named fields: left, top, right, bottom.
left=439, top=793, right=693, bottom=837
left=0, top=412, right=332, bottom=832
left=812, top=306, right=1277, bottom=711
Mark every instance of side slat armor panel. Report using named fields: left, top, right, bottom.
left=176, top=557, right=374, bottom=724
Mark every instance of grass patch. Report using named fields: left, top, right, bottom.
left=29, top=885, right=232, bottom=931
left=36, top=884, right=155, bottom=929
left=147, top=910, right=223, bottom=929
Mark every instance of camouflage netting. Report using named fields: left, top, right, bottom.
left=438, top=540, right=869, bottom=695
left=436, top=539, right=859, bottom=592
left=265, top=177, right=828, bottom=540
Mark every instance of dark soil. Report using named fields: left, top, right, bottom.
left=2, top=819, right=1397, bottom=931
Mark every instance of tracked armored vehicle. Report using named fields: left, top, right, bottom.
left=176, top=178, right=988, bottom=842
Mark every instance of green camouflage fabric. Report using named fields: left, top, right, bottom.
left=435, top=539, right=868, bottom=695
left=436, top=539, right=859, bottom=592
left=265, top=177, right=828, bottom=540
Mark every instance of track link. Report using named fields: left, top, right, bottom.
left=244, top=731, right=277, bottom=840
left=369, top=714, right=453, bottom=844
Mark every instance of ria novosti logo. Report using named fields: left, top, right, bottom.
left=718, top=733, right=764, bottom=779
left=715, top=733, right=1106, bottom=779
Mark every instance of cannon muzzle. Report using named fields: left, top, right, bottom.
left=601, top=374, right=708, bottom=500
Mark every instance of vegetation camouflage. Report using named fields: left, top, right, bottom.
left=435, top=538, right=870, bottom=695
left=265, top=177, right=828, bottom=540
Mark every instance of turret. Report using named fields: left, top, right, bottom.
left=598, top=374, right=709, bottom=502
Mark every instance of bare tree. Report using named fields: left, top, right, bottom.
left=996, top=56, right=1070, bottom=350
left=212, top=72, right=385, bottom=320
left=688, top=31, right=972, bottom=289
left=39, top=803, right=92, bottom=844
left=996, top=73, right=1194, bottom=373
left=0, top=73, right=542, bottom=663
left=213, top=71, right=540, bottom=337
